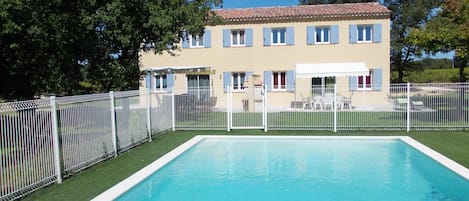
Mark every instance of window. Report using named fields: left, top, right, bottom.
left=271, top=28, right=286, bottom=45
left=187, top=75, right=210, bottom=99
left=315, top=27, right=330, bottom=44
left=154, top=75, right=167, bottom=91
left=272, top=72, right=286, bottom=90
left=232, top=72, right=246, bottom=91
left=190, top=34, right=204, bottom=47
left=357, top=71, right=372, bottom=90
left=357, top=25, right=372, bottom=43
left=231, top=30, right=245, bottom=46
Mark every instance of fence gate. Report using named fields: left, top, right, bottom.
left=229, top=85, right=266, bottom=130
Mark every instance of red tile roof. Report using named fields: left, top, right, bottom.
left=214, top=2, right=390, bottom=23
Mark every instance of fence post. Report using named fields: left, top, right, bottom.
left=406, top=82, right=411, bottom=132
left=263, top=84, right=268, bottom=133
left=226, top=85, right=231, bottom=132
left=109, top=91, right=118, bottom=157
left=333, top=84, right=337, bottom=132
left=171, top=87, right=176, bottom=132
left=146, top=89, right=152, bottom=142
left=50, top=96, right=63, bottom=184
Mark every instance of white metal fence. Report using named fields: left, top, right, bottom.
left=0, top=90, right=171, bottom=200
left=173, top=83, right=469, bottom=131
left=1, top=83, right=468, bottom=200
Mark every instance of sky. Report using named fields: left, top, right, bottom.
left=221, top=0, right=299, bottom=9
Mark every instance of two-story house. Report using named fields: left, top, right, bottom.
left=140, top=2, right=391, bottom=111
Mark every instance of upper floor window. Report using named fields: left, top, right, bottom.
left=272, top=72, right=286, bottom=90
left=357, top=70, right=372, bottom=90
left=232, top=72, right=246, bottom=91
left=357, top=25, right=372, bottom=43
left=271, top=28, right=286, bottom=45
left=154, top=75, right=168, bottom=91
left=231, top=30, right=246, bottom=46
left=315, top=27, right=330, bottom=44
left=190, top=34, right=204, bottom=48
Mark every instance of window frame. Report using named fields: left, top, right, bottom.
left=271, top=28, right=287, bottom=46
left=153, top=74, right=168, bottom=92
left=272, top=71, right=287, bottom=91
left=357, top=25, right=373, bottom=43
left=189, top=34, right=204, bottom=48
left=357, top=71, right=373, bottom=90
left=232, top=72, right=246, bottom=92
left=315, top=26, right=331, bottom=44
left=231, top=29, right=246, bottom=47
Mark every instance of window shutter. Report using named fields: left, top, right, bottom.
left=167, top=74, right=174, bottom=91
left=331, top=25, right=339, bottom=44
left=286, top=27, right=295, bottom=46
left=349, top=24, right=357, bottom=44
left=373, top=24, right=382, bottom=43
left=182, top=31, right=190, bottom=48
left=146, top=74, right=152, bottom=89
left=223, top=72, right=231, bottom=92
left=203, top=30, right=211, bottom=48
left=263, top=27, right=271, bottom=46
left=246, top=28, right=253, bottom=47
left=307, top=26, right=315, bottom=45
left=286, top=70, right=295, bottom=92
left=264, top=71, right=272, bottom=92
left=372, top=68, right=382, bottom=91
left=223, top=29, right=230, bottom=47
left=349, top=76, right=358, bottom=91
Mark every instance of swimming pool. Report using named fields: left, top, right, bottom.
left=92, top=136, right=469, bottom=201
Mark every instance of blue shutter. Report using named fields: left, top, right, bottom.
left=182, top=31, right=190, bottom=48
left=223, top=29, right=230, bottom=47
left=286, top=27, right=295, bottom=46
left=331, top=25, right=339, bottom=44
left=373, top=24, right=382, bottom=43
left=246, top=71, right=253, bottom=78
left=146, top=73, right=152, bottom=89
left=264, top=71, right=272, bottom=92
left=286, top=70, right=295, bottom=92
left=167, top=74, right=174, bottom=91
left=307, top=26, right=315, bottom=45
left=349, top=24, right=357, bottom=44
left=223, top=72, right=231, bottom=92
left=245, top=28, right=253, bottom=47
left=372, top=68, right=383, bottom=91
left=263, top=27, right=271, bottom=46
left=349, top=76, right=358, bottom=91
left=203, top=30, right=211, bottom=48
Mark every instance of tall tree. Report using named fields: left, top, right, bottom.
left=409, top=0, right=468, bottom=82
left=0, top=0, right=221, bottom=100
left=299, top=0, right=375, bottom=4
left=383, top=0, right=444, bottom=83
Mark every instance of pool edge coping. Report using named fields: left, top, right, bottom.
left=91, top=135, right=469, bottom=201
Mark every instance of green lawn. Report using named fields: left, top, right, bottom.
left=21, top=130, right=469, bottom=201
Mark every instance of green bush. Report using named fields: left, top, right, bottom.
left=392, top=67, right=469, bottom=83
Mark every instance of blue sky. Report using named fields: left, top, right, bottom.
left=221, top=0, right=299, bottom=8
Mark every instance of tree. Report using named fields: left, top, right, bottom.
left=299, top=0, right=376, bottom=4
left=383, top=0, right=444, bottom=83
left=0, top=0, right=221, bottom=101
left=409, top=0, right=468, bottom=82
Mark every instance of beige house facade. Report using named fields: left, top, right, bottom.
left=140, top=2, right=391, bottom=111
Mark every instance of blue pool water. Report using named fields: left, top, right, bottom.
left=116, top=138, right=469, bottom=201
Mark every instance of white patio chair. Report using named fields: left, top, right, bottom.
left=336, top=96, right=345, bottom=110
left=300, top=94, right=310, bottom=109
left=323, top=93, right=334, bottom=110
left=311, top=95, right=323, bottom=110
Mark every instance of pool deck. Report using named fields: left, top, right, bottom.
left=91, top=135, right=469, bottom=201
